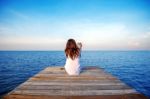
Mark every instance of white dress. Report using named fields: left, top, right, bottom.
left=64, top=56, right=80, bottom=75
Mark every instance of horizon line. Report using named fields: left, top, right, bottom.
left=0, top=50, right=150, bottom=51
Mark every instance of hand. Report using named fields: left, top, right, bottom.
left=77, top=42, right=82, bottom=49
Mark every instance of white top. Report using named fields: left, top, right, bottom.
left=64, top=56, right=80, bottom=75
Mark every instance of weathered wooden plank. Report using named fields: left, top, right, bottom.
left=11, top=89, right=138, bottom=95
left=4, top=94, right=148, bottom=99
left=18, top=84, right=131, bottom=90
left=29, top=77, right=117, bottom=81
left=35, top=73, right=112, bottom=77
left=37, top=70, right=109, bottom=74
left=21, top=82, right=126, bottom=86
left=38, top=71, right=107, bottom=76
left=29, top=76, right=117, bottom=81
left=33, top=76, right=116, bottom=80
left=29, top=78, right=118, bottom=81
left=27, top=79, right=121, bottom=83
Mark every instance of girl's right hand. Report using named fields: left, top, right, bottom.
left=77, top=42, right=82, bottom=49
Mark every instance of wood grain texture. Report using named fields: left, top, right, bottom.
left=3, top=66, right=148, bottom=99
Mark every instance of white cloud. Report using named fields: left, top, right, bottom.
left=126, top=31, right=150, bottom=50
left=0, top=16, right=150, bottom=50
left=58, top=22, right=131, bottom=50
left=0, top=37, right=66, bottom=50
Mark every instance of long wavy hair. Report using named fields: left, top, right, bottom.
left=65, top=39, right=80, bottom=60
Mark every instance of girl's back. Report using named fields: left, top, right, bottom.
left=65, top=56, right=80, bottom=75
left=64, top=39, right=82, bottom=75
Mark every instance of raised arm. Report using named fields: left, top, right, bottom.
left=77, top=42, right=82, bottom=50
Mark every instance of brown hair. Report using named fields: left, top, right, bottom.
left=65, top=39, right=80, bottom=60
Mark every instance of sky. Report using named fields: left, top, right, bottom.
left=0, top=0, right=150, bottom=50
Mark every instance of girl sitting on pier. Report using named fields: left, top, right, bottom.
left=64, top=39, right=82, bottom=75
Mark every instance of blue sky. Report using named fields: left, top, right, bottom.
left=0, top=0, right=150, bottom=50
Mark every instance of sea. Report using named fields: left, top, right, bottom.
left=0, top=51, right=150, bottom=98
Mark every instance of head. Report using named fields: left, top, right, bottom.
left=65, top=39, right=80, bottom=60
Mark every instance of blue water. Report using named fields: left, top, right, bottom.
left=0, top=51, right=150, bottom=97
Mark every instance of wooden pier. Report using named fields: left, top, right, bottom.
left=3, top=66, right=148, bottom=99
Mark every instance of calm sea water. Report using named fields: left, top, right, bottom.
left=0, top=51, right=150, bottom=97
